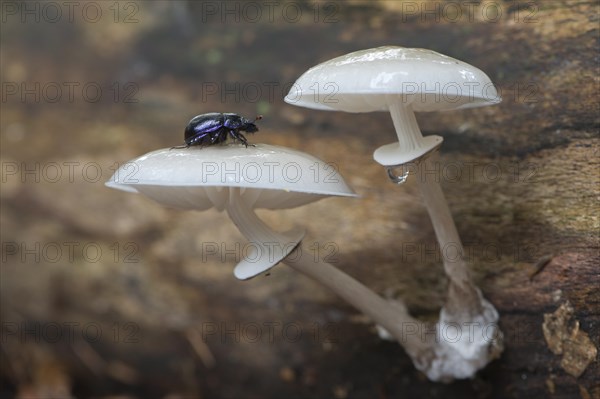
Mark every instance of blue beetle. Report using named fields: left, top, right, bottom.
left=177, top=113, right=262, bottom=148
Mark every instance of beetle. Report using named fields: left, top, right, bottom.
left=176, top=113, right=262, bottom=148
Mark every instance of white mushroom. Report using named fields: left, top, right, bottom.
left=285, top=46, right=503, bottom=381
left=285, top=46, right=500, bottom=166
left=105, top=144, right=436, bottom=363
left=106, top=144, right=356, bottom=279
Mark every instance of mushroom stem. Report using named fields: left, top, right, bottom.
left=226, top=188, right=287, bottom=245
left=374, top=101, right=442, bottom=166
left=225, top=187, right=304, bottom=280
left=389, top=103, right=423, bottom=152
left=284, top=244, right=434, bottom=364
left=383, top=151, right=503, bottom=380
left=415, top=154, right=482, bottom=318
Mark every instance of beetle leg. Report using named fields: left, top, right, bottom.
left=219, top=129, right=229, bottom=144
left=237, top=132, right=250, bottom=148
left=239, top=132, right=255, bottom=147
left=228, top=129, right=243, bottom=146
left=207, top=128, right=225, bottom=145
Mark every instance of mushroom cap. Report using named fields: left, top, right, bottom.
left=105, top=144, right=356, bottom=211
left=284, top=46, right=500, bottom=113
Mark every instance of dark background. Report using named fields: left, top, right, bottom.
left=1, top=1, right=598, bottom=398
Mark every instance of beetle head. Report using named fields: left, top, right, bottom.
left=243, top=115, right=262, bottom=133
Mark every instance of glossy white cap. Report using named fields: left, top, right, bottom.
left=105, top=144, right=356, bottom=210
left=285, top=47, right=501, bottom=166
left=285, top=46, right=500, bottom=113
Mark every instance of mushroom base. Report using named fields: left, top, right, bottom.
left=422, top=289, right=503, bottom=382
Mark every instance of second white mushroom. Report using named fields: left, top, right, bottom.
left=285, top=46, right=504, bottom=381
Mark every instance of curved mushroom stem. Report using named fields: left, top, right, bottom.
left=225, top=190, right=438, bottom=369
left=225, top=187, right=304, bottom=280
left=415, top=154, right=482, bottom=317
left=378, top=103, right=491, bottom=316
left=283, top=244, right=435, bottom=368
left=285, top=238, right=502, bottom=382
left=386, top=152, right=503, bottom=381
left=389, top=103, right=423, bottom=152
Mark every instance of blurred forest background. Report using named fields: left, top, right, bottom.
left=1, top=1, right=598, bottom=398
